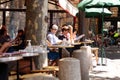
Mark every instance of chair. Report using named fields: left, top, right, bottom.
left=91, top=47, right=99, bottom=64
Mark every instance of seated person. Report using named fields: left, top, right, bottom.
left=58, top=25, right=73, bottom=57
left=47, top=24, right=61, bottom=66
left=59, top=24, right=73, bottom=43
left=0, top=25, right=11, bottom=45
left=58, top=26, right=70, bottom=41
left=47, top=24, right=62, bottom=45
left=12, top=29, right=26, bottom=51
left=72, top=29, right=85, bottom=42
left=0, top=25, right=15, bottom=53
left=47, top=40, right=60, bottom=66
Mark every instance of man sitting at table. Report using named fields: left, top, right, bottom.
left=47, top=24, right=62, bottom=45
left=47, top=24, right=62, bottom=66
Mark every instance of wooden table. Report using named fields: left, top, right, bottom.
left=48, top=45, right=74, bottom=58
left=80, top=40, right=94, bottom=46
left=0, top=56, right=23, bottom=80
left=72, top=42, right=81, bottom=45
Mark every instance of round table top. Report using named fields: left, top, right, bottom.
left=80, top=40, right=94, bottom=44
left=48, top=44, right=74, bottom=48
left=21, top=53, right=39, bottom=57
left=72, top=42, right=81, bottom=45
left=0, top=56, right=23, bottom=62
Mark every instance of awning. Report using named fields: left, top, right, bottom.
left=58, top=0, right=78, bottom=17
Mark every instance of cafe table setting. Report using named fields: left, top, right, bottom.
left=48, top=40, right=74, bottom=58
left=0, top=53, right=23, bottom=80
left=0, top=46, right=44, bottom=80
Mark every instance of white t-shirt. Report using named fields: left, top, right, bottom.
left=47, top=32, right=61, bottom=45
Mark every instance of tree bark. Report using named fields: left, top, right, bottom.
left=25, top=0, right=48, bottom=69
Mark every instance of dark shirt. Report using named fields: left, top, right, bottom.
left=0, top=35, right=11, bottom=44
left=14, top=35, right=26, bottom=50
left=58, top=34, right=68, bottom=40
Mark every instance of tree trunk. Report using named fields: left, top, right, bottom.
left=25, top=0, right=48, bottom=69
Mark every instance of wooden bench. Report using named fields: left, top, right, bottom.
left=31, top=66, right=59, bottom=76
left=91, top=47, right=99, bottom=64
left=9, top=73, right=59, bottom=80
left=9, top=66, right=59, bottom=80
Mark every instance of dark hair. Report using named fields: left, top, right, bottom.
left=62, top=24, right=67, bottom=27
left=62, top=28, right=69, bottom=32
left=0, top=25, right=7, bottom=36
left=18, top=29, right=24, bottom=33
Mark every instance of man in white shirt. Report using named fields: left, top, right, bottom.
left=47, top=24, right=62, bottom=66
left=47, top=24, right=62, bottom=45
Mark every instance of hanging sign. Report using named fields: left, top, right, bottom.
left=58, top=0, right=78, bottom=17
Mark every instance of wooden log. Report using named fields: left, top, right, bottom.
left=80, top=46, right=93, bottom=70
left=73, top=46, right=92, bottom=80
left=58, top=57, right=81, bottom=80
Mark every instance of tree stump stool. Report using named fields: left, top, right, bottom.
left=58, top=57, right=81, bottom=80
left=73, top=46, right=92, bottom=80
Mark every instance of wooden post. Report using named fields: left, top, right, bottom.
left=58, top=57, right=81, bottom=80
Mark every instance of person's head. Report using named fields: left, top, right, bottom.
left=62, top=27, right=69, bottom=35
left=17, top=29, right=24, bottom=36
left=0, top=25, right=7, bottom=36
left=62, top=24, right=69, bottom=30
left=50, top=24, right=58, bottom=34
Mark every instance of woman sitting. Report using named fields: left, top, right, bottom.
left=12, top=29, right=26, bottom=51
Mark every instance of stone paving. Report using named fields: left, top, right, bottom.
left=89, top=46, right=120, bottom=80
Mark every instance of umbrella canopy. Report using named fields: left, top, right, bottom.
left=77, top=0, right=92, bottom=11
left=78, top=0, right=120, bottom=10
left=86, top=0, right=120, bottom=8
left=78, top=0, right=120, bottom=65
left=85, top=8, right=112, bottom=18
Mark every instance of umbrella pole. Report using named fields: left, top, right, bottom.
left=101, top=7, right=107, bottom=66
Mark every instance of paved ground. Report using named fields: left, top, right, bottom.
left=89, top=46, right=120, bottom=80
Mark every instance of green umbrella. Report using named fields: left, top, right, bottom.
left=85, top=8, right=112, bottom=18
left=78, top=0, right=120, bottom=9
left=77, top=0, right=120, bottom=65
left=85, top=8, right=112, bottom=35
left=77, top=0, right=92, bottom=11
left=86, top=0, right=120, bottom=8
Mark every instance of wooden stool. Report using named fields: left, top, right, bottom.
left=91, top=47, right=99, bottom=64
